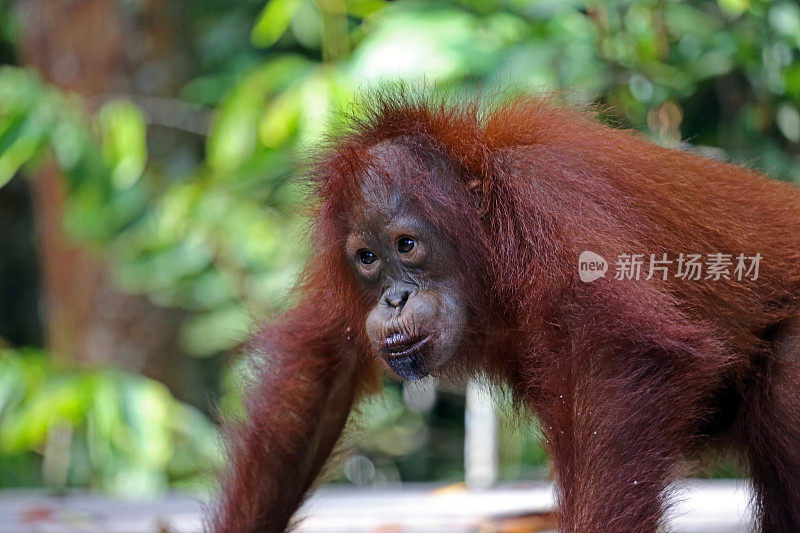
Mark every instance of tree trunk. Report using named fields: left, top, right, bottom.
left=18, top=0, right=130, bottom=364
left=15, top=0, right=195, bottom=393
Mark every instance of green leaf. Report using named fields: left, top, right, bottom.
left=0, top=110, right=48, bottom=188
left=98, top=100, right=147, bottom=190
left=717, top=0, right=749, bottom=17
left=206, top=56, right=311, bottom=173
left=251, top=0, right=303, bottom=48
left=180, top=304, right=251, bottom=356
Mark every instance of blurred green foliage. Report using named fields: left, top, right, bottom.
left=0, top=349, right=221, bottom=495
left=1, top=0, right=800, bottom=491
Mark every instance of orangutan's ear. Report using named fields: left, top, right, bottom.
left=466, top=178, right=490, bottom=219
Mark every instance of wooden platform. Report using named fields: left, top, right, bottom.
left=0, top=480, right=752, bottom=532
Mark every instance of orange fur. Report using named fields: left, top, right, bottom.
left=211, top=92, right=800, bottom=532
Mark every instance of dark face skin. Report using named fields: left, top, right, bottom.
left=345, top=147, right=467, bottom=380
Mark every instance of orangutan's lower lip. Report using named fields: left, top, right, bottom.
left=384, top=353, right=429, bottom=381
left=380, top=336, right=429, bottom=358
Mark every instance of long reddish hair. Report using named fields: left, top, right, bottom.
left=212, top=90, right=800, bottom=533
left=300, top=91, right=800, bottom=388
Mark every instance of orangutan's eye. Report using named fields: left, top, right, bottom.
left=358, top=249, right=378, bottom=265
left=397, top=237, right=415, bottom=254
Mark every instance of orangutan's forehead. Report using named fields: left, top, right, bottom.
left=346, top=177, right=409, bottom=231
left=345, top=143, right=417, bottom=225
left=343, top=138, right=458, bottom=236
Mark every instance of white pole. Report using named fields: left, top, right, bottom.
left=464, top=378, right=497, bottom=489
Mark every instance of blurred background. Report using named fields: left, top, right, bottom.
left=0, top=0, right=799, bottom=505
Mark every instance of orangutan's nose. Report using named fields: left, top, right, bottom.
left=384, top=286, right=411, bottom=309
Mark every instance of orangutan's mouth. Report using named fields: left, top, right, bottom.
left=379, top=335, right=431, bottom=381
left=380, top=335, right=430, bottom=358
